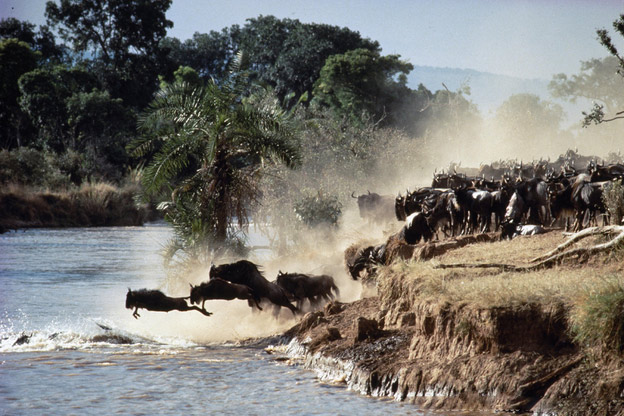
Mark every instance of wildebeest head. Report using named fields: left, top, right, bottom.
left=276, top=270, right=287, bottom=286
left=499, top=218, right=518, bottom=240
left=189, top=283, right=200, bottom=305
left=125, top=288, right=135, bottom=309
left=395, top=192, right=407, bottom=221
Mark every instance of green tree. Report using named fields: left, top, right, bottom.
left=45, top=0, right=173, bottom=108
left=0, top=38, right=40, bottom=148
left=579, top=13, right=624, bottom=125
left=132, top=60, right=300, bottom=259
left=549, top=56, right=624, bottom=123
left=161, top=29, right=235, bottom=82
left=18, top=65, right=98, bottom=151
left=238, top=16, right=380, bottom=104
left=0, top=18, right=66, bottom=63
left=66, top=89, right=134, bottom=179
left=311, top=48, right=414, bottom=126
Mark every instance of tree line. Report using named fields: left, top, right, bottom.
left=1, top=1, right=623, bottom=263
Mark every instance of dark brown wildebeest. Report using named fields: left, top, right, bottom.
left=125, top=288, right=212, bottom=319
left=210, top=260, right=298, bottom=316
left=189, top=278, right=263, bottom=311
left=275, top=271, right=340, bottom=310
left=352, top=191, right=396, bottom=225
left=454, top=187, right=494, bottom=234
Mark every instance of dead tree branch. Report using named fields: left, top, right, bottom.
left=434, top=226, right=624, bottom=272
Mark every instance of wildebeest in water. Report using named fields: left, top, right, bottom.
left=189, top=278, right=263, bottom=311
left=125, top=288, right=213, bottom=319
left=210, top=260, right=298, bottom=316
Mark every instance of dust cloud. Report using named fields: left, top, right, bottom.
left=149, top=81, right=622, bottom=344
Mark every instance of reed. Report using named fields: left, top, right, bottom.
left=0, top=181, right=149, bottom=230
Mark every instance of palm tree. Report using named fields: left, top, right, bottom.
left=131, top=61, right=300, bottom=260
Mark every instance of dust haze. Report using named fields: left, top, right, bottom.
left=148, top=73, right=622, bottom=344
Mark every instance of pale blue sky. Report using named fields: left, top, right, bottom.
left=2, top=0, right=623, bottom=80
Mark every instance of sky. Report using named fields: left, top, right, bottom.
left=2, top=0, right=623, bottom=80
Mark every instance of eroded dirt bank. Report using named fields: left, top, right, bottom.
left=280, top=232, right=624, bottom=415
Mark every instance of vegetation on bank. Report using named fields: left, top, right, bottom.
left=374, top=230, right=624, bottom=356
left=0, top=181, right=154, bottom=232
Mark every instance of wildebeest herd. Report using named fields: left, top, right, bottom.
left=347, top=152, right=624, bottom=278
left=126, top=260, right=339, bottom=319
left=127, top=150, right=623, bottom=318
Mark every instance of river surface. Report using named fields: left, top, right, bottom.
left=0, top=224, right=426, bottom=416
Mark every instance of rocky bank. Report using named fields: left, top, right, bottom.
left=279, top=233, right=624, bottom=415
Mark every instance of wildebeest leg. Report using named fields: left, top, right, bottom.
left=133, top=307, right=140, bottom=319
left=247, top=299, right=263, bottom=312
left=189, top=305, right=212, bottom=316
left=248, top=298, right=263, bottom=310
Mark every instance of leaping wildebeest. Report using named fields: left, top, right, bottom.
left=189, top=278, right=263, bottom=311
left=210, top=260, right=298, bottom=316
left=125, top=288, right=212, bottom=319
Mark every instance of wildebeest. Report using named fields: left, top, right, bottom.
left=506, top=177, right=550, bottom=225
left=344, top=243, right=387, bottom=280
left=209, top=260, right=298, bottom=315
left=422, top=189, right=463, bottom=237
left=276, top=271, right=340, bottom=310
left=500, top=219, right=546, bottom=240
left=189, top=278, right=263, bottom=311
left=400, top=211, right=434, bottom=244
left=454, top=187, right=494, bottom=234
left=395, top=187, right=446, bottom=221
left=352, top=191, right=396, bottom=225
left=570, top=176, right=607, bottom=230
left=125, top=288, right=212, bottom=319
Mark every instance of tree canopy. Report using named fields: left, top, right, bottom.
left=578, top=13, right=624, bottom=125
left=45, top=0, right=173, bottom=108
left=133, top=58, right=300, bottom=257
left=312, top=48, right=415, bottom=126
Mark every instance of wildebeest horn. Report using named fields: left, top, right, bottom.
left=367, top=190, right=371, bottom=195
left=351, top=191, right=357, bottom=198
left=189, top=283, right=194, bottom=289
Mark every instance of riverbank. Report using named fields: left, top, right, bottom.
left=0, top=183, right=157, bottom=232
left=280, top=230, right=624, bottom=415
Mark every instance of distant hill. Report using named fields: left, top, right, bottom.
left=407, top=65, right=588, bottom=125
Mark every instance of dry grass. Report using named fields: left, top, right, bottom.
left=375, top=229, right=624, bottom=353
left=377, top=230, right=624, bottom=308
left=0, top=181, right=149, bottom=229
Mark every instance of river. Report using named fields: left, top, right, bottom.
left=0, top=224, right=424, bottom=415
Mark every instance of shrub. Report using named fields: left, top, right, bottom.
left=570, top=275, right=624, bottom=354
left=0, top=147, right=50, bottom=186
left=293, top=191, right=342, bottom=228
